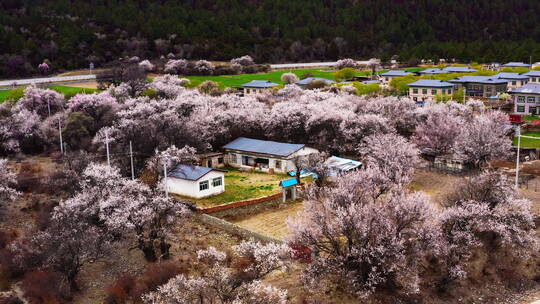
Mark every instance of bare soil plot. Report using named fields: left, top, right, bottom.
left=63, top=81, right=99, bottom=89
left=409, top=169, right=462, bottom=206
left=232, top=201, right=304, bottom=240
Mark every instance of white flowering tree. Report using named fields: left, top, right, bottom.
left=0, top=159, right=19, bottom=202
left=143, top=240, right=290, bottom=304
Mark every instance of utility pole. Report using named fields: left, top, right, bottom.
left=129, top=141, right=135, bottom=180
left=58, top=120, right=64, bottom=154
left=47, top=100, right=51, bottom=117
left=515, top=133, right=521, bottom=188
left=163, top=157, right=169, bottom=198
left=105, top=131, right=111, bottom=167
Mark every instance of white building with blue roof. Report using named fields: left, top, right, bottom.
left=407, top=79, right=454, bottom=102
left=509, top=83, right=540, bottom=115
left=502, top=62, right=531, bottom=68
left=165, top=164, right=226, bottom=199
left=441, top=66, right=478, bottom=73
left=449, top=75, right=508, bottom=98
left=241, top=80, right=279, bottom=95
left=522, top=70, right=540, bottom=83
left=223, top=137, right=319, bottom=173
left=379, top=70, right=412, bottom=85
left=493, top=72, right=529, bottom=90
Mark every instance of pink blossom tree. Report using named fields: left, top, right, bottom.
left=287, top=170, right=442, bottom=298
left=413, top=111, right=464, bottom=157
left=15, top=85, right=65, bottom=118
left=231, top=55, right=255, bottom=66
left=335, top=58, right=358, bottom=69
left=151, top=74, right=187, bottom=98
left=194, top=60, right=215, bottom=75
left=439, top=171, right=538, bottom=280
left=164, top=59, right=189, bottom=74
left=38, top=62, right=51, bottom=74
left=67, top=91, right=120, bottom=131
left=359, top=133, right=419, bottom=186
left=143, top=241, right=290, bottom=304
left=280, top=72, right=299, bottom=84
left=453, top=111, right=512, bottom=167
left=0, top=159, right=19, bottom=202
left=138, top=59, right=154, bottom=72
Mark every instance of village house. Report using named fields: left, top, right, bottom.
left=295, top=77, right=335, bottom=88
left=418, top=68, right=446, bottom=75
left=241, top=80, right=279, bottom=95
left=166, top=164, right=226, bottom=199
left=379, top=70, right=412, bottom=85
left=483, top=62, right=501, bottom=71
left=502, top=62, right=531, bottom=68
left=223, top=137, right=319, bottom=174
left=198, top=152, right=225, bottom=168
left=493, top=72, right=529, bottom=90
left=449, top=76, right=508, bottom=98
left=441, top=66, right=478, bottom=73
left=523, top=70, right=540, bottom=83
left=509, top=83, right=540, bottom=115
left=407, top=79, right=454, bottom=102
left=325, top=156, right=362, bottom=176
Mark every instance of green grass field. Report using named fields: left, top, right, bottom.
left=175, top=168, right=289, bottom=207
left=514, top=131, right=540, bottom=148
left=184, top=67, right=424, bottom=88
left=0, top=85, right=99, bottom=103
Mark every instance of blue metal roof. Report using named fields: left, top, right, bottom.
left=223, top=137, right=305, bottom=157
left=449, top=76, right=508, bottom=84
left=494, top=72, right=529, bottom=80
left=380, top=70, right=411, bottom=77
left=419, top=68, right=446, bottom=74
left=407, top=79, right=454, bottom=87
left=280, top=178, right=298, bottom=188
left=523, top=70, right=540, bottom=77
left=442, top=66, right=478, bottom=73
left=325, top=156, right=362, bottom=172
left=502, top=62, right=531, bottom=67
left=509, top=83, right=540, bottom=94
left=295, top=77, right=335, bottom=85
left=241, top=80, right=279, bottom=88
left=168, top=164, right=222, bottom=181
left=362, top=80, right=380, bottom=84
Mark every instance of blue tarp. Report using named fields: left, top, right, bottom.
left=280, top=178, right=299, bottom=188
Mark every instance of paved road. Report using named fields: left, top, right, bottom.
left=0, top=74, right=96, bottom=89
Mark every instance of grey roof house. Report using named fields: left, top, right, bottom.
left=442, top=66, right=478, bottom=73
left=509, top=83, right=540, bottom=115
left=502, top=62, right=531, bottom=68
left=448, top=76, right=508, bottom=98
left=408, top=79, right=454, bottom=88
left=223, top=137, right=319, bottom=173
left=419, top=68, right=446, bottom=75
left=165, top=164, right=226, bottom=199
left=295, top=77, right=335, bottom=87
left=241, top=80, right=279, bottom=95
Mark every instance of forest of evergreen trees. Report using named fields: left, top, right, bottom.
left=2, top=0, right=540, bottom=77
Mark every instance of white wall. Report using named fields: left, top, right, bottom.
left=226, top=147, right=319, bottom=173
left=167, top=170, right=225, bottom=199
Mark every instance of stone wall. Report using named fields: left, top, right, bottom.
left=195, top=213, right=282, bottom=244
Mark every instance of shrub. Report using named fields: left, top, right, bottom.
left=198, top=80, right=220, bottom=95
left=142, top=262, right=186, bottom=291
left=16, top=162, right=42, bottom=193
left=333, top=67, right=356, bottom=81
left=21, top=270, right=71, bottom=304
left=335, top=58, right=358, bottom=69
left=105, top=275, right=136, bottom=304
left=231, top=55, right=254, bottom=66
left=281, top=73, right=299, bottom=84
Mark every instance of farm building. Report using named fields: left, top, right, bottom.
left=166, top=164, right=226, bottom=199
left=223, top=137, right=319, bottom=173
left=407, top=79, right=454, bottom=102
left=199, top=152, right=225, bottom=168
left=241, top=80, right=279, bottom=95
left=509, top=83, right=540, bottom=115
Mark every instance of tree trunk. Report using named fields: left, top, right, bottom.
left=139, top=239, right=157, bottom=262
left=159, top=239, right=171, bottom=260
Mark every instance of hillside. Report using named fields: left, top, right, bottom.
left=2, top=0, right=540, bottom=77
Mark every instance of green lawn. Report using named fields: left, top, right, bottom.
left=0, top=85, right=99, bottom=103
left=183, top=67, right=425, bottom=88
left=173, top=168, right=292, bottom=208
left=524, top=115, right=540, bottom=121
left=514, top=131, right=540, bottom=148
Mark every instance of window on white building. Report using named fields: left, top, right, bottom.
left=212, top=177, right=222, bottom=187
left=275, top=160, right=282, bottom=169
left=422, top=89, right=427, bottom=94
left=528, top=96, right=536, bottom=103
left=518, top=96, right=525, bottom=103
left=517, top=105, right=525, bottom=113
left=431, top=89, right=436, bottom=95
left=199, top=180, right=209, bottom=191
left=413, top=88, right=418, bottom=94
